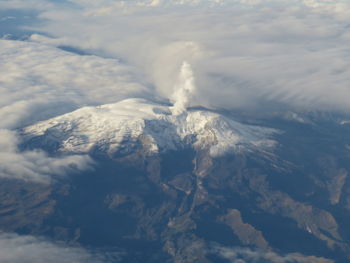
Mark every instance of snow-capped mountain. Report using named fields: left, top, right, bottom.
left=14, top=101, right=350, bottom=263
left=21, top=98, right=277, bottom=157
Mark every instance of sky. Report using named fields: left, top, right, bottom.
left=0, top=1, right=348, bottom=261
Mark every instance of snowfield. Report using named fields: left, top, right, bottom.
left=22, top=98, right=277, bottom=157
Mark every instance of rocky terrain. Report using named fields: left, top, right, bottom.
left=1, top=99, right=350, bottom=262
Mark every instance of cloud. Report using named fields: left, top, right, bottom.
left=213, top=246, right=334, bottom=263
left=0, top=130, right=94, bottom=183
left=17, top=0, right=350, bottom=113
left=0, top=232, right=115, bottom=263
left=0, top=39, right=148, bottom=182
left=0, top=0, right=53, bottom=10
left=0, top=39, right=149, bottom=129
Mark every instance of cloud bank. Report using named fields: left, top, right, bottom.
left=0, top=39, right=149, bottom=129
left=25, top=0, right=350, bottom=112
left=0, top=39, right=148, bottom=182
left=3, top=0, right=350, bottom=112
left=0, top=130, right=93, bottom=183
left=0, top=232, right=115, bottom=263
left=213, top=246, right=333, bottom=263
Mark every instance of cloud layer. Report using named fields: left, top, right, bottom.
left=0, top=39, right=148, bottom=182
left=26, top=0, right=350, bottom=112
left=0, top=232, right=114, bottom=263
left=0, top=129, right=93, bottom=183
left=3, top=0, right=350, bottom=112
left=0, top=39, right=149, bottom=129
left=213, top=246, right=333, bottom=263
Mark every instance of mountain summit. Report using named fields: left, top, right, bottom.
left=22, top=98, right=277, bottom=157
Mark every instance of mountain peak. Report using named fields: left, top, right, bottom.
left=22, top=98, right=277, bottom=157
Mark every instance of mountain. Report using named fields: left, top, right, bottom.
left=21, top=98, right=277, bottom=157
left=2, top=98, right=350, bottom=262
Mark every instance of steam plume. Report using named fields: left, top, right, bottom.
left=170, top=61, right=196, bottom=115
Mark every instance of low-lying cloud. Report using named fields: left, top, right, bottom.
left=3, top=0, right=350, bottom=113
left=0, top=39, right=147, bottom=182
left=26, top=0, right=350, bottom=112
left=0, top=231, right=115, bottom=263
left=0, top=130, right=93, bottom=183
left=213, top=246, right=333, bottom=263
left=0, top=39, right=149, bottom=129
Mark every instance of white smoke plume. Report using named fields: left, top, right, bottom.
left=170, top=61, right=196, bottom=115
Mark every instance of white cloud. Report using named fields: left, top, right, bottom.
left=0, top=232, right=111, bottom=263
left=0, top=0, right=54, bottom=11
left=0, top=130, right=93, bottom=183
left=214, top=246, right=333, bottom=263
left=0, top=39, right=149, bottom=129
left=18, top=0, right=350, bottom=113
left=0, top=39, right=150, bottom=182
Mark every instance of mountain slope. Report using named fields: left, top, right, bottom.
left=2, top=100, right=350, bottom=262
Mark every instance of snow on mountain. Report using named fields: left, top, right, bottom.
left=21, top=98, right=277, bottom=157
